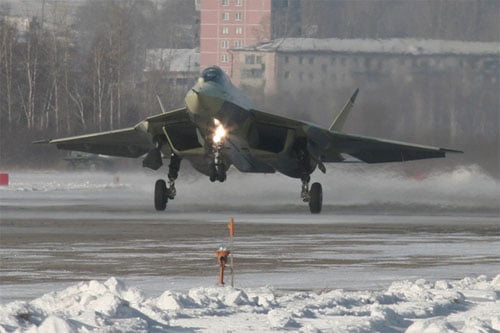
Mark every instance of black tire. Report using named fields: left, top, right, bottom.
left=154, top=179, right=168, bottom=211
left=209, top=167, right=217, bottom=182
left=217, top=164, right=226, bottom=182
left=309, top=182, right=323, bottom=214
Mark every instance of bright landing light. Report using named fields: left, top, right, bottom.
left=213, top=119, right=226, bottom=144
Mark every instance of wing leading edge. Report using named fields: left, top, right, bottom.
left=43, top=107, right=193, bottom=158
left=47, top=126, right=152, bottom=158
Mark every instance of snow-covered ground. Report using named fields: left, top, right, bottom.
left=0, top=165, right=499, bottom=332
left=1, top=275, right=499, bottom=332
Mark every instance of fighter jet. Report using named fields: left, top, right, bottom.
left=41, top=66, right=462, bottom=213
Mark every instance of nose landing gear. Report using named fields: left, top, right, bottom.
left=209, top=149, right=227, bottom=182
left=209, top=121, right=227, bottom=183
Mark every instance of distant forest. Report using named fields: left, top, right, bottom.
left=0, top=0, right=498, bottom=176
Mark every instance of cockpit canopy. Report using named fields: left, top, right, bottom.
left=201, top=66, right=228, bottom=85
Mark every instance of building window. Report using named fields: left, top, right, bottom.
left=222, top=12, right=229, bottom=21
left=284, top=56, right=289, bottom=64
left=221, top=40, right=229, bottom=49
left=235, top=12, right=243, bottom=21
left=221, top=54, right=229, bottom=63
left=222, top=0, right=229, bottom=6
left=256, top=56, right=263, bottom=64
left=234, top=40, right=243, bottom=48
left=241, top=68, right=263, bottom=79
left=235, top=0, right=243, bottom=6
left=222, top=27, right=229, bottom=34
left=245, top=55, right=255, bottom=64
left=309, top=57, right=314, bottom=65
left=236, top=27, right=243, bottom=34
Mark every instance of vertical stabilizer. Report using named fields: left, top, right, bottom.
left=329, top=88, right=359, bottom=132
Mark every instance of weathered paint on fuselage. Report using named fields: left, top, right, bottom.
left=183, top=67, right=255, bottom=150
left=184, top=67, right=253, bottom=118
left=181, top=66, right=314, bottom=178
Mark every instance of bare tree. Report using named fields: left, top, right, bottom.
left=0, top=18, right=16, bottom=127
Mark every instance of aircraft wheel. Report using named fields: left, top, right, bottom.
left=154, top=179, right=168, bottom=211
left=209, top=165, right=217, bottom=182
left=309, top=182, right=323, bottom=214
left=217, top=165, right=226, bottom=182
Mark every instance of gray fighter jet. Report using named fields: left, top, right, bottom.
left=42, top=66, right=462, bottom=213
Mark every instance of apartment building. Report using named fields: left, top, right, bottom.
left=199, top=0, right=300, bottom=75
left=231, top=38, right=500, bottom=95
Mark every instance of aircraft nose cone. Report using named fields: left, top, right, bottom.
left=185, top=89, right=202, bottom=114
left=185, top=81, right=225, bottom=116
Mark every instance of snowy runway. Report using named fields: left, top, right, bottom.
left=0, top=168, right=499, bottom=332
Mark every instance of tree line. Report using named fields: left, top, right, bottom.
left=0, top=0, right=196, bottom=167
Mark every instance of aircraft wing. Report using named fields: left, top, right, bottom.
left=46, top=126, right=153, bottom=158
left=43, top=107, right=193, bottom=158
left=250, top=109, right=461, bottom=163
left=325, top=132, right=462, bottom=163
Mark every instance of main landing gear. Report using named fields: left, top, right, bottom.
left=300, top=175, right=323, bottom=214
left=154, top=154, right=181, bottom=211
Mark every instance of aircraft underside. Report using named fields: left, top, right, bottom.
left=149, top=101, right=324, bottom=213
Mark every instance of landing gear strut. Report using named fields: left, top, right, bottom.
left=154, top=154, right=181, bottom=211
left=301, top=175, right=323, bottom=214
left=209, top=144, right=226, bottom=183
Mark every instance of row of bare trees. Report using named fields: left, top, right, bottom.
left=0, top=5, right=124, bottom=136
left=0, top=0, right=196, bottom=167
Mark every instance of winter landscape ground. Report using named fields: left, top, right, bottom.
left=0, top=166, right=499, bottom=332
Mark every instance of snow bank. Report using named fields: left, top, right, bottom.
left=1, top=275, right=499, bottom=332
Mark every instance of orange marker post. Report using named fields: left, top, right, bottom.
left=215, top=248, right=231, bottom=285
left=228, top=217, right=235, bottom=237
left=228, top=217, right=235, bottom=287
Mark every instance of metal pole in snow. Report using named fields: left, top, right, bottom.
left=228, top=217, right=235, bottom=287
